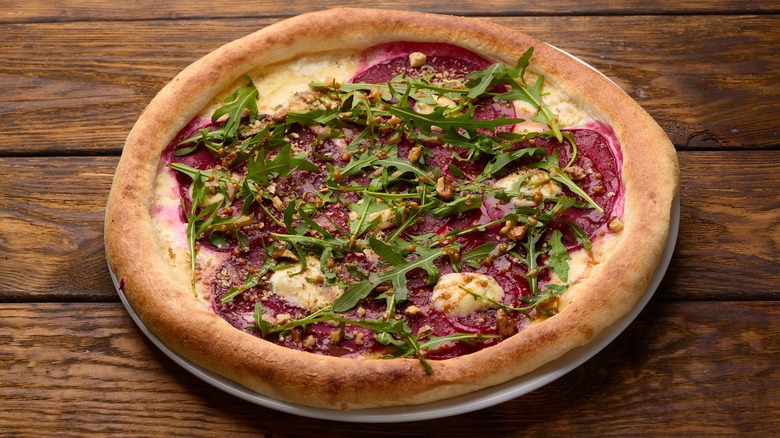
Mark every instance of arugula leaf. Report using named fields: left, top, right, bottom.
left=429, top=194, right=482, bottom=218
left=252, top=303, right=275, bottom=337
left=462, top=242, right=500, bottom=269
left=335, top=153, right=379, bottom=178
left=212, top=77, right=259, bottom=139
left=221, top=253, right=275, bottom=303
left=528, top=152, right=604, bottom=213
left=559, top=218, right=592, bottom=250
left=386, top=104, right=524, bottom=140
left=478, top=147, right=546, bottom=181
left=347, top=195, right=382, bottom=239
left=367, top=236, right=407, bottom=267
left=332, top=245, right=448, bottom=312
left=286, top=107, right=342, bottom=126
left=465, top=48, right=563, bottom=142
left=376, top=157, right=428, bottom=180
left=245, top=143, right=319, bottom=186
left=546, top=230, right=571, bottom=283
left=270, top=233, right=351, bottom=254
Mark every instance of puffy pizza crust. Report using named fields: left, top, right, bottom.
left=105, top=8, right=679, bottom=409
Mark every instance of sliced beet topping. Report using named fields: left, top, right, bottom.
left=164, top=44, right=622, bottom=370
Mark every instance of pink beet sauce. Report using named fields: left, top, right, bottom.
left=162, top=43, right=624, bottom=359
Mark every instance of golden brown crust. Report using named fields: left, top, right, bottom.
left=105, top=8, right=679, bottom=409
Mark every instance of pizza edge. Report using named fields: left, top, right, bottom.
left=104, top=8, right=679, bottom=409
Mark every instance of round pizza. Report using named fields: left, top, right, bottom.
left=105, top=8, right=679, bottom=410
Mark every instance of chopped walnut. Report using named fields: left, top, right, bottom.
left=271, top=97, right=310, bottom=123
left=408, top=145, right=423, bottom=164
left=507, top=225, right=527, bottom=242
left=500, top=218, right=527, bottom=242
left=270, top=107, right=289, bottom=123
left=436, top=176, right=454, bottom=201
left=404, top=305, right=421, bottom=317
left=367, top=87, right=381, bottom=104
left=220, top=151, right=238, bottom=168
left=496, top=309, right=518, bottom=337
left=302, top=335, right=316, bottom=350
left=408, top=52, right=427, bottom=67
left=271, top=249, right=298, bottom=261
left=323, top=77, right=340, bottom=88
left=417, top=324, right=433, bottom=337
left=608, top=216, right=624, bottom=232
left=564, top=166, right=587, bottom=180
left=271, top=195, right=285, bottom=212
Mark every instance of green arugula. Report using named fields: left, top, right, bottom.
left=465, top=48, right=563, bottom=142
left=166, top=47, right=612, bottom=367
left=250, top=303, right=498, bottom=374
left=332, top=241, right=450, bottom=312
left=212, top=77, right=260, bottom=138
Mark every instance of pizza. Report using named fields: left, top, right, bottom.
left=105, top=8, right=678, bottom=410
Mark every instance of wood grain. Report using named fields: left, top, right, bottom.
left=1, top=301, right=777, bottom=435
left=0, top=157, right=116, bottom=301
left=1, top=1, right=777, bottom=435
left=0, top=151, right=777, bottom=302
left=1, top=15, right=778, bottom=155
left=3, top=1, right=779, bottom=24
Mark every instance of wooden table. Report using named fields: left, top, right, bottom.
left=2, top=1, right=778, bottom=435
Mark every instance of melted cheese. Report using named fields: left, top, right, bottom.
left=513, top=73, right=588, bottom=134
left=555, top=232, right=621, bottom=311
left=253, top=55, right=358, bottom=113
left=494, top=168, right=563, bottom=207
left=269, top=257, right=344, bottom=312
left=198, top=52, right=360, bottom=117
left=366, top=208, right=397, bottom=230
left=150, top=167, right=226, bottom=301
left=431, top=272, right=504, bottom=316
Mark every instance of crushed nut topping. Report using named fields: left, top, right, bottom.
left=564, top=166, right=587, bottom=180
left=608, top=216, right=624, bottom=232
left=496, top=309, right=518, bottom=337
left=408, top=52, right=427, bottom=67
left=436, top=176, right=454, bottom=201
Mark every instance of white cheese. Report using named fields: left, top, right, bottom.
left=511, top=74, right=588, bottom=133
left=150, top=167, right=227, bottom=303
left=414, top=94, right=458, bottom=115
left=494, top=167, right=562, bottom=207
left=431, top=272, right=504, bottom=317
left=366, top=208, right=397, bottom=231
left=555, top=232, right=621, bottom=311
left=197, top=52, right=359, bottom=118
left=250, top=54, right=359, bottom=113
left=269, top=257, right=343, bottom=312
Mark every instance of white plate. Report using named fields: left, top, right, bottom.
left=111, top=196, right=678, bottom=423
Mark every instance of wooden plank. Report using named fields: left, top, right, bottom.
left=2, top=1, right=779, bottom=24
left=0, top=157, right=116, bottom=301
left=1, top=301, right=777, bottom=435
left=0, top=151, right=777, bottom=302
left=0, top=15, right=778, bottom=155
left=663, top=151, right=780, bottom=300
